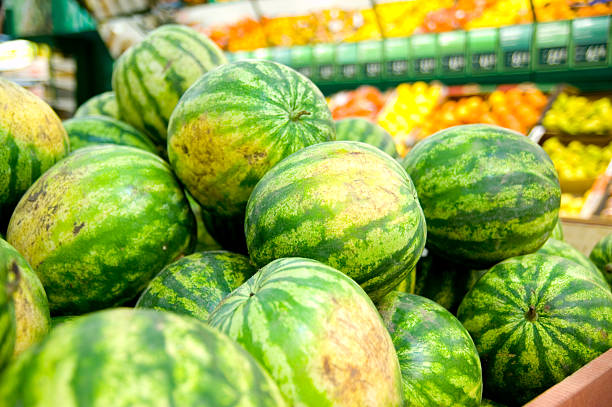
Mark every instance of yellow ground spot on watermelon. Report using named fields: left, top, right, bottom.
left=169, top=114, right=272, bottom=216
left=310, top=296, right=402, bottom=406
left=0, top=79, right=67, bottom=153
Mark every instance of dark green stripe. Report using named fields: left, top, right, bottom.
left=168, top=28, right=224, bottom=67
left=129, top=52, right=166, bottom=143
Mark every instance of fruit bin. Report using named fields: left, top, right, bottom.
left=525, top=348, right=612, bottom=406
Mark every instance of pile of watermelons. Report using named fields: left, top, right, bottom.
left=0, top=25, right=611, bottom=407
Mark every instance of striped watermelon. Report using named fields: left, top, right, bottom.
left=63, top=115, right=157, bottom=154
left=378, top=292, right=482, bottom=406
left=457, top=253, right=612, bottom=405
left=73, top=91, right=120, bottom=120
left=0, top=238, right=49, bottom=358
left=7, top=145, right=195, bottom=315
left=537, top=238, right=608, bottom=290
left=0, top=308, right=286, bottom=406
left=208, top=257, right=403, bottom=406
left=403, top=124, right=560, bottom=266
left=0, top=78, right=69, bottom=221
left=409, top=251, right=485, bottom=313
left=168, top=60, right=335, bottom=253
left=335, top=118, right=399, bottom=158
left=0, top=243, right=16, bottom=371
left=590, top=233, right=612, bottom=289
left=245, top=141, right=426, bottom=302
left=550, top=219, right=563, bottom=240
left=136, top=251, right=255, bottom=322
left=113, top=25, right=227, bottom=145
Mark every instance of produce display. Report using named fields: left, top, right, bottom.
left=245, top=141, right=426, bottom=302
left=6, top=145, right=195, bottom=315
left=378, top=292, right=482, bottom=406
left=543, top=93, right=612, bottom=136
left=458, top=253, right=612, bottom=405
left=0, top=238, right=50, bottom=358
left=73, top=91, right=120, bottom=120
left=403, top=125, right=561, bottom=265
left=208, top=257, right=403, bottom=406
left=136, top=251, right=256, bottom=321
left=168, top=59, right=334, bottom=252
left=0, top=22, right=611, bottom=406
left=113, top=24, right=227, bottom=145
left=533, top=0, right=612, bottom=21
left=63, top=115, right=158, bottom=154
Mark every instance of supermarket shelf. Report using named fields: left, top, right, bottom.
left=227, top=17, right=612, bottom=93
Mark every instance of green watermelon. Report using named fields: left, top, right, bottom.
left=409, top=251, right=485, bottom=313
left=378, top=292, right=482, bottom=406
left=73, top=91, right=120, bottom=120
left=335, top=118, right=399, bottom=158
left=0, top=78, right=69, bottom=222
left=208, top=257, right=403, bottom=406
left=0, top=242, right=16, bottom=371
left=403, top=124, right=561, bottom=266
left=168, top=60, right=335, bottom=253
left=550, top=219, right=563, bottom=240
left=63, top=115, right=157, bottom=154
left=7, top=145, right=195, bottom=315
left=113, top=24, right=227, bottom=145
left=0, top=238, right=49, bottom=358
left=0, top=308, right=286, bottom=406
left=245, top=141, right=425, bottom=302
left=590, top=233, right=612, bottom=289
left=136, top=251, right=255, bottom=322
left=537, top=238, right=608, bottom=290
left=457, top=253, right=612, bottom=405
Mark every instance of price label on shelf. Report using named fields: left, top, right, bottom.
left=337, top=43, right=360, bottom=80
left=410, top=34, right=438, bottom=76
left=572, top=16, right=610, bottom=68
left=313, top=44, right=336, bottom=82
left=357, top=40, right=383, bottom=79
left=438, top=31, right=466, bottom=74
left=500, top=24, right=532, bottom=72
left=534, top=21, right=570, bottom=69
left=290, top=46, right=313, bottom=78
left=384, top=37, right=410, bottom=78
left=468, top=28, right=498, bottom=74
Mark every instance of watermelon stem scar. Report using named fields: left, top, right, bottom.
left=526, top=305, right=538, bottom=321
left=291, top=110, right=311, bottom=121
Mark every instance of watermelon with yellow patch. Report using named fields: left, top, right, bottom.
left=208, top=257, right=403, bottom=406
left=0, top=78, right=69, bottom=225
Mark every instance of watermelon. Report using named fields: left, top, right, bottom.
left=457, top=253, right=612, bottom=405
left=7, top=145, right=195, bottom=315
left=335, top=118, right=399, bottom=158
left=550, top=219, right=563, bottom=240
left=0, top=78, right=69, bottom=222
left=378, top=292, right=482, bottom=406
left=0, top=308, right=286, bottom=406
left=409, top=251, right=485, bottom=313
left=208, top=257, right=403, bottom=406
left=245, top=141, right=425, bottom=302
left=50, top=315, right=78, bottom=328
left=590, top=233, right=612, bottom=289
left=403, top=124, right=561, bottom=266
left=0, top=242, right=16, bottom=371
left=537, top=238, right=608, bottom=290
left=0, top=238, right=50, bottom=358
left=136, top=251, right=256, bottom=322
left=168, top=60, right=335, bottom=252
left=73, top=91, right=120, bottom=120
left=113, top=24, right=227, bottom=145
left=63, top=115, right=157, bottom=154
